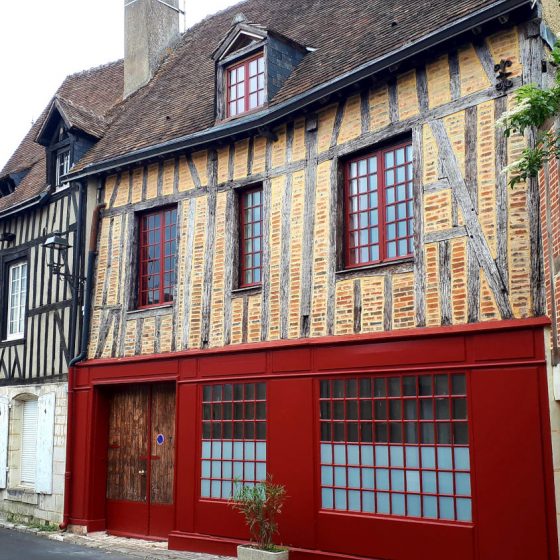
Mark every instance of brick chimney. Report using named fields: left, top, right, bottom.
left=124, top=0, right=180, bottom=98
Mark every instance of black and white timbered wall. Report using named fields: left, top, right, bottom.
left=0, top=186, right=85, bottom=383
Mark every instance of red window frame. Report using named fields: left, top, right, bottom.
left=200, top=382, right=267, bottom=500
left=318, top=373, right=472, bottom=522
left=226, top=52, right=265, bottom=118
left=138, top=207, right=177, bottom=308
left=345, top=141, right=414, bottom=269
left=239, top=187, right=263, bottom=288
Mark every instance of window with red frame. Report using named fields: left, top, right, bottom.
left=346, top=143, right=413, bottom=268
left=239, top=187, right=263, bottom=287
left=319, top=374, right=472, bottom=522
left=138, top=207, right=177, bottom=307
left=201, top=382, right=267, bottom=500
left=227, top=54, right=265, bottom=117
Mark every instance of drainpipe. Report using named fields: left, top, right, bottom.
left=60, top=200, right=105, bottom=531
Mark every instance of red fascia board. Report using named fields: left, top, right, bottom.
left=78, top=316, right=551, bottom=368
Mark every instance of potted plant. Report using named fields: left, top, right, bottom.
left=230, top=477, right=288, bottom=559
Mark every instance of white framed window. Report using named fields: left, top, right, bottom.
left=20, top=399, right=38, bottom=486
left=55, top=149, right=70, bottom=190
left=6, top=261, right=27, bottom=340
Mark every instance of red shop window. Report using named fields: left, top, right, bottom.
left=201, top=382, right=267, bottom=500
left=227, top=53, right=265, bottom=118
left=138, top=207, right=177, bottom=308
left=345, top=142, right=413, bottom=268
left=239, top=187, right=263, bottom=287
left=319, top=374, right=472, bottom=522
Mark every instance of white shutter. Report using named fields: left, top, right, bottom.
left=21, top=399, right=38, bottom=485
left=0, top=397, right=9, bottom=489
left=35, top=393, right=55, bottom=494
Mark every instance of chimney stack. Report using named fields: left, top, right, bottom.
left=124, top=0, right=180, bottom=98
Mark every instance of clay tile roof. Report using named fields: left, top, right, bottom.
left=0, top=60, right=124, bottom=214
left=73, top=0, right=506, bottom=172
left=53, top=96, right=109, bottom=140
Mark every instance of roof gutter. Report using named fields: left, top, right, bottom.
left=67, top=0, right=532, bottom=181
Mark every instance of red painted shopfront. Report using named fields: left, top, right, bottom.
left=66, top=318, right=558, bottom=560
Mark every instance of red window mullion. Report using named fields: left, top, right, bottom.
left=243, top=59, right=250, bottom=114
left=378, top=151, right=387, bottom=263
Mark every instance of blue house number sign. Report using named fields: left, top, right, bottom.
left=156, top=434, right=165, bottom=446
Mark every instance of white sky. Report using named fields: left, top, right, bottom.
left=0, top=0, right=241, bottom=169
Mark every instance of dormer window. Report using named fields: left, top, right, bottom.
left=213, top=18, right=307, bottom=122
left=227, top=53, right=265, bottom=117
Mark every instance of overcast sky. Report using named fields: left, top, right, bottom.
left=0, top=0, right=241, bottom=169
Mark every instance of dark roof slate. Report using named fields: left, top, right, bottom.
left=74, top=0, right=503, bottom=172
left=0, top=60, right=123, bottom=214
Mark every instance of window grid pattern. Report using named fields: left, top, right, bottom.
left=7, top=261, right=27, bottom=339
left=227, top=54, right=265, bottom=117
left=201, top=383, right=266, bottom=500
left=319, top=374, right=472, bottom=522
left=240, top=188, right=263, bottom=287
left=346, top=143, right=413, bottom=268
left=138, top=208, right=177, bottom=307
left=55, top=150, right=70, bottom=188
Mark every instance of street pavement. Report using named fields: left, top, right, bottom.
left=0, top=527, right=133, bottom=559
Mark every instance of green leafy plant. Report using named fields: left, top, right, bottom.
left=230, top=477, right=287, bottom=552
left=496, top=42, right=560, bottom=187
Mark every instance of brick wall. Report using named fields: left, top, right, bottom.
left=88, top=25, right=538, bottom=359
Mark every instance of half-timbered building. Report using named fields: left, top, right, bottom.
left=53, top=0, right=560, bottom=558
left=0, top=63, right=123, bottom=524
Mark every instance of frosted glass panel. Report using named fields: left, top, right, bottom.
left=322, top=488, right=334, bottom=509
left=347, top=445, right=360, bottom=465
left=377, top=469, right=390, bottom=490
left=321, top=466, right=333, bottom=486
left=437, top=446, right=453, bottom=469
left=423, top=495, right=438, bottom=518
left=421, top=447, right=435, bottom=469
left=456, top=498, right=472, bottom=522
left=455, top=473, right=471, bottom=496
left=335, top=489, right=347, bottom=509
left=321, top=444, right=332, bottom=463
left=375, top=445, right=389, bottom=466
left=362, top=445, right=374, bottom=466
left=439, top=497, right=455, bottom=520
left=202, top=441, right=211, bottom=459
left=390, top=446, right=404, bottom=467
left=405, top=446, right=419, bottom=467
left=454, top=448, right=470, bottom=470
left=406, top=470, right=420, bottom=492
left=334, top=444, right=346, bottom=465
left=391, top=493, right=405, bottom=515
left=363, top=491, right=375, bottom=513
left=377, top=492, right=390, bottom=513
left=348, top=490, right=361, bottom=511
left=348, top=467, right=361, bottom=488
left=438, top=472, right=453, bottom=495
left=407, top=494, right=421, bottom=516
